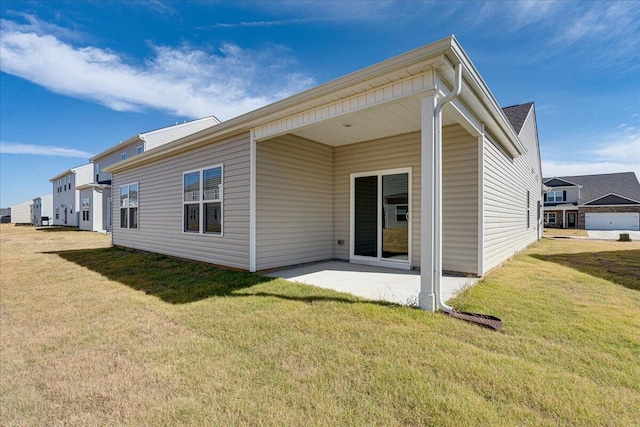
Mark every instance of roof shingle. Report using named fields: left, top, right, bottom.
left=543, top=172, right=640, bottom=205
left=502, top=102, right=533, bottom=135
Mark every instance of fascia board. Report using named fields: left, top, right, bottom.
left=446, top=38, right=525, bottom=156
left=580, top=192, right=640, bottom=206
left=90, top=135, right=143, bottom=162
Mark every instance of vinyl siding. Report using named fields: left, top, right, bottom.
left=442, top=125, right=478, bottom=274
left=483, top=108, right=542, bottom=273
left=94, top=142, right=142, bottom=183
left=10, top=200, right=32, bottom=224
left=333, top=132, right=422, bottom=265
left=256, top=135, right=333, bottom=270
left=111, top=133, right=251, bottom=270
left=93, top=190, right=103, bottom=232
left=144, top=118, right=217, bottom=150
left=333, top=125, right=477, bottom=272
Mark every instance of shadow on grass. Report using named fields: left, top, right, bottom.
left=532, top=249, right=640, bottom=291
left=37, top=226, right=81, bottom=232
left=49, top=247, right=396, bottom=306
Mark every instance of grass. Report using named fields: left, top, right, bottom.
left=543, top=227, right=589, bottom=237
left=1, top=224, right=639, bottom=426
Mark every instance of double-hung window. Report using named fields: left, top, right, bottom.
left=120, top=183, right=139, bottom=229
left=82, top=198, right=90, bottom=221
left=183, top=165, right=223, bottom=235
left=547, top=191, right=564, bottom=202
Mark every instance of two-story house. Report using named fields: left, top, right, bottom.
left=543, top=172, right=640, bottom=230
left=78, top=116, right=219, bottom=232
left=32, top=193, right=53, bottom=226
left=50, top=164, right=93, bottom=226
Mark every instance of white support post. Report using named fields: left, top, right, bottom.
left=419, top=93, right=438, bottom=311
left=249, top=130, right=257, bottom=272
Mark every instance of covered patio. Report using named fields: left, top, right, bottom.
left=265, top=261, right=479, bottom=306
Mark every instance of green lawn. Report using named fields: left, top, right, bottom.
left=1, top=225, right=639, bottom=426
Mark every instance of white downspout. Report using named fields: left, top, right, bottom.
left=434, top=64, right=462, bottom=313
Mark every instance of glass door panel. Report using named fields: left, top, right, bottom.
left=382, top=173, right=409, bottom=260
left=354, top=175, right=378, bottom=257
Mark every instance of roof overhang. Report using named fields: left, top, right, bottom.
left=106, top=35, right=524, bottom=174
left=76, top=183, right=110, bottom=191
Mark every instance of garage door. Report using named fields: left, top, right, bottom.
left=585, top=212, right=640, bottom=230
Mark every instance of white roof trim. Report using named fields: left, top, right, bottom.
left=106, top=35, right=524, bottom=174
left=581, top=192, right=640, bottom=206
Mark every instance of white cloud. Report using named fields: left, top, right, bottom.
left=0, top=142, right=94, bottom=158
left=0, top=16, right=315, bottom=120
left=542, top=132, right=640, bottom=179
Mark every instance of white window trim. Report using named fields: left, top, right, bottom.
left=545, top=212, right=557, bottom=224
left=182, top=164, right=224, bottom=236
left=119, top=182, right=139, bottom=230
left=349, top=167, right=412, bottom=270
left=547, top=191, right=564, bottom=202
left=121, top=152, right=127, bottom=161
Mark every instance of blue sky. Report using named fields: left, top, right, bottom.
left=1, top=0, right=639, bottom=208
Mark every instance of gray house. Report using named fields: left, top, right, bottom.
left=543, top=172, right=640, bottom=230
left=80, top=117, right=220, bottom=233
left=106, top=36, right=543, bottom=311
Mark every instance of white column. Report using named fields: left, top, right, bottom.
left=249, top=130, right=257, bottom=272
left=419, top=93, right=438, bottom=311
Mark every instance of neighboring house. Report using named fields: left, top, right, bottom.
left=105, top=36, right=543, bottom=311
left=50, top=164, right=93, bottom=226
left=82, top=117, right=220, bottom=233
left=543, top=172, right=640, bottom=230
left=32, top=193, right=53, bottom=226
left=9, top=199, right=32, bottom=224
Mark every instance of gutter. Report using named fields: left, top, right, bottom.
left=433, top=63, right=462, bottom=314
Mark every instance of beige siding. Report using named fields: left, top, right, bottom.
left=256, top=135, right=333, bottom=270
left=442, top=125, right=478, bottom=274
left=10, top=200, right=32, bottom=224
left=333, top=132, right=422, bottom=265
left=112, top=133, right=251, bottom=270
left=483, top=108, right=542, bottom=273
left=333, top=126, right=478, bottom=273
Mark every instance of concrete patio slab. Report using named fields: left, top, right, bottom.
left=265, top=261, right=479, bottom=306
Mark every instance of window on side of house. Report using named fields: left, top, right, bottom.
left=55, top=207, right=59, bottom=219
left=95, top=163, right=100, bottom=182
left=136, top=145, right=143, bottom=154
left=544, top=212, right=556, bottom=224
left=120, top=183, right=138, bottom=229
left=82, top=198, right=90, bottom=221
left=546, top=191, right=564, bottom=202
left=183, top=165, right=223, bottom=235
left=121, top=152, right=127, bottom=161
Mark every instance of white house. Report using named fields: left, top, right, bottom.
left=32, top=193, right=53, bottom=226
left=81, top=117, right=220, bottom=233
left=9, top=199, right=33, bottom=224
left=50, top=164, right=93, bottom=226
left=105, top=36, right=543, bottom=312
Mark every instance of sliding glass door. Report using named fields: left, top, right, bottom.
left=351, top=168, right=411, bottom=268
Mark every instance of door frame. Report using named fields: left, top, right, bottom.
left=349, top=167, right=412, bottom=270
left=567, top=211, right=577, bottom=228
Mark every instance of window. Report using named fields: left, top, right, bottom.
left=121, top=152, right=127, bottom=161
left=120, top=183, right=138, bottom=229
left=395, top=204, right=408, bottom=222
left=82, top=198, right=90, bottom=221
left=95, top=163, right=100, bottom=182
left=55, top=207, right=59, bottom=219
left=544, top=212, right=556, bottom=224
left=183, top=165, right=223, bottom=235
left=546, top=191, right=564, bottom=202
left=136, top=145, right=143, bottom=154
